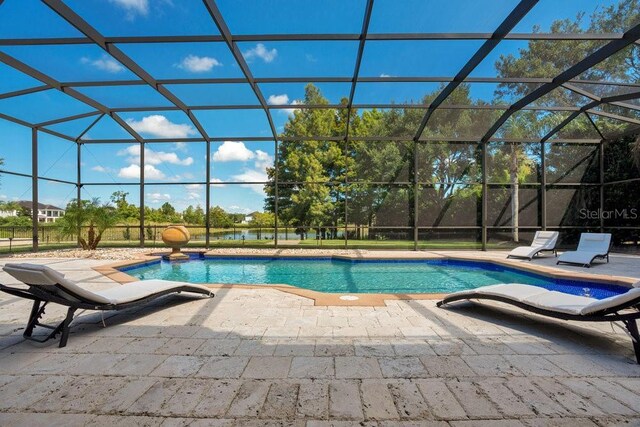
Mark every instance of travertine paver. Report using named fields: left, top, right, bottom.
left=360, top=380, right=400, bottom=420
left=289, top=356, right=334, bottom=378
left=328, top=380, right=364, bottom=420
left=335, top=356, right=383, bottom=378
left=0, top=256, right=639, bottom=425
left=243, top=356, right=292, bottom=379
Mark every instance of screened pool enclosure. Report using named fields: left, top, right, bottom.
left=0, top=0, right=639, bottom=251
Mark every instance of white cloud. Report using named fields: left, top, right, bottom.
left=254, top=150, right=273, bottom=170
left=125, top=115, right=196, bottom=138
left=176, top=55, right=222, bottom=73
left=231, top=169, right=269, bottom=194
left=305, top=54, right=318, bottom=63
left=211, top=142, right=272, bottom=194
left=0, top=195, right=7, bottom=200
left=282, top=99, right=303, bottom=116
left=147, top=192, right=171, bottom=203
left=80, top=55, right=124, bottom=73
left=184, top=183, right=202, bottom=189
left=118, top=164, right=166, bottom=180
left=174, top=142, right=187, bottom=151
left=267, top=94, right=290, bottom=105
left=91, top=165, right=107, bottom=172
left=242, top=43, right=277, bottom=63
left=213, top=141, right=255, bottom=162
left=118, top=144, right=193, bottom=166
left=109, top=0, right=148, bottom=18
left=210, top=178, right=226, bottom=187
left=187, top=192, right=201, bottom=200
left=379, top=73, right=392, bottom=78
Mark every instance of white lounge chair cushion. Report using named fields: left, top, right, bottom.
left=577, top=233, right=611, bottom=253
left=508, top=246, right=544, bottom=259
left=3, top=263, right=112, bottom=304
left=580, top=288, right=640, bottom=315
left=531, top=231, right=559, bottom=248
left=508, top=231, right=558, bottom=259
left=521, top=291, right=596, bottom=315
left=3, top=263, right=211, bottom=306
left=454, top=284, right=548, bottom=302
left=95, top=280, right=212, bottom=305
left=447, top=282, right=640, bottom=316
left=557, top=251, right=604, bottom=265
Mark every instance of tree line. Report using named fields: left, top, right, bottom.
left=264, top=0, right=639, bottom=241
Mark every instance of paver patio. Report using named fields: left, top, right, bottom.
left=0, top=253, right=639, bottom=426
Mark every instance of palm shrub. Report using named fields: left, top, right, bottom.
left=58, top=198, right=119, bottom=250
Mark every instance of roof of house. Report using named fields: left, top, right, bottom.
left=15, top=201, right=64, bottom=211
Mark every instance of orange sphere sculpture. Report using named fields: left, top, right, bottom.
left=161, top=225, right=191, bottom=260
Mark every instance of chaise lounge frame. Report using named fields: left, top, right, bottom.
left=0, top=281, right=213, bottom=348
left=556, top=232, right=612, bottom=268
left=506, top=231, right=560, bottom=261
left=437, top=292, right=640, bottom=364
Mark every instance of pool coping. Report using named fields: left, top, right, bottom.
left=92, top=250, right=639, bottom=307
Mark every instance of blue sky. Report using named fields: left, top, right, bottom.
left=0, top=0, right=624, bottom=212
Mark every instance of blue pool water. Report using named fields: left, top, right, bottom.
left=120, top=255, right=629, bottom=298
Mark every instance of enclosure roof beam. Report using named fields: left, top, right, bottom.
left=481, top=22, right=640, bottom=143
left=104, top=104, right=588, bottom=113
left=201, top=0, right=279, bottom=142
left=0, top=85, right=50, bottom=100
left=75, top=113, right=104, bottom=141
left=587, top=109, right=640, bottom=125
left=562, top=83, right=601, bottom=102
left=78, top=135, right=602, bottom=144
left=540, top=102, right=599, bottom=143
left=413, top=0, right=538, bottom=141
left=0, top=33, right=627, bottom=46
left=0, top=51, right=144, bottom=143
left=0, top=112, right=34, bottom=128
left=38, top=127, right=78, bottom=142
left=34, top=111, right=102, bottom=128
left=344, top=0, right=374, bottom=141
left=563, top=82, right=640, bottom=111
left=43, top=0, right=210, bottom=144
left=53, top=76, right=640, bottom=88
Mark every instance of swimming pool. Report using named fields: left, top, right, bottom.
left=120, top=255, right=628, bottom=298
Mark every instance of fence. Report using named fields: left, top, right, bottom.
left=3, top=223, right=636, bottom=254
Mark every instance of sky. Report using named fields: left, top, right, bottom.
left=0, top=0, right=624, bottom=213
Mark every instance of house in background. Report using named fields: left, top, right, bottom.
left=0, top=201, right=65, bottom=223
left=242, top=211, right=261, bottom=224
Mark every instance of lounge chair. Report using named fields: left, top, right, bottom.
left=437, top=283, right=640, bottom=363
left=0, top=263, right=214, bottom=348
left=507, top=231, right=559, bottom=260
left=557, top=233, right=612, bottom=268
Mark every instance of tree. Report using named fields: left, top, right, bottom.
left=250, top=211, right=275, bottom=239
left=57, top=198, right=119, bottom=250
left=110, top=191, right=139, bottom=223
left=265, top=84, right=350, bottom=238
left=209, top=206, right=233, bottom=228
left=492, top=2, right=640, bottom=240
left=183, top=205, right=205, bottom=225
left=145, top=202, right=181, bottom=224
left=160, top=202, right=176, bottom=218
left=0, top=200, right=31, bottom=226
